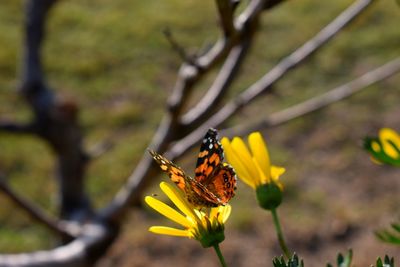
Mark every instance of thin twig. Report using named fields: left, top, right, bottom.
left=162, top=28, right=197, bottom=66
left=0, top=175, right=75, bottom=239
left=180, top=38, right=252, bottom=128
left=223, top=57, right=400, bottom=137
left=167, top=0, right=269, bottom=113
left=0, top=122, right=35, bottom=134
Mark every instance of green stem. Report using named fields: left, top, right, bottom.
left=213, top=243, right=227, bottom=267
left=271, top=208, right=291, bottom=259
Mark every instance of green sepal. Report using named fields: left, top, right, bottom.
left=326, top=249, right=352, bottom=267
left=197, top=229, right=225, bottom=248
left=374, top=255, right=394, bottom=267
left=194, top=217, right=225, bottom=248
left=256, top=182, right=282, bottom=210
left=272, top=253, right=304, bottom=267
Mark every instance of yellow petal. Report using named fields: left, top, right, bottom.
left=230, top=137, right=259, bottom=184
left=160, top=182, right=198, bottom=223
left=145, top=196, right=191, bottom=228
left=193, top=209, right=206, bottom=222
left=221, top=138, right=256, bottom=188
left=371, top=141, right=381, bottom=153
left=149, top=226, right=191, bottom=237
left=379, top=128, right=400, bottom=159
left=382, top=141, right=399, bottom=159
left=271, top=166, right=285, bottom=190
left=209, top=205, right=231, bottom=224
left=252, top=157, right=269, bottom=186
left=209, top=207, right=219, bottom=220
left=220, top=205, right=231, bottom=223
left=380, top=128, right=400, bottom=146
left=276, top=181, right=284, bottom=191
left=248, top=132, right=271, bottom=179
left=271, top=166, right=285, bottom=181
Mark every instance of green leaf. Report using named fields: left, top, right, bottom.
left=376, top=223, right=400, bottom=245
left=391, top=223, right=400, bottom=232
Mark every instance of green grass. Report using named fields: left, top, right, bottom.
left=0, top=0, right=399, bottom=253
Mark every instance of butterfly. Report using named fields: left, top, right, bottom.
left=149, top=128, right=237, bottom=208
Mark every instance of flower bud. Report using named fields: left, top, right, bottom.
left=256, top=182, right=282, bottom=210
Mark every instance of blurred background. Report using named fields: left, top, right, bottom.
left=0, top=0, right=399, bottom=266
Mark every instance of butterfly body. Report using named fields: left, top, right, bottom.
left=149, top=128, right=237, bottom=208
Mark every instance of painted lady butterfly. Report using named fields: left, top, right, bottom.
left=149, top=128, right=237, bottom=208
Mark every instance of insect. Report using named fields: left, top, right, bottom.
left=149, top=128, right=237, bottom=208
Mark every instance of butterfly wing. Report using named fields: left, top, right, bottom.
left=204, top=164, right=237, bottom=204
left=149, top=150, right=221, bottom=207
left=149, top=150, right=187, bottom=191
left=194, top=128, right=237, bottom=206
left=189, top=179, right=222, bottom=207
left=194, top=128, right=224, bottom=184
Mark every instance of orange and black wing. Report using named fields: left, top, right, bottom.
left=205, top=164, right=237, bottom=205
left=194, top=128, right=224, bottom=184
left=188, top=178, right=222, bottom=207
left=149, top=150, right=187, bottom=191
left=149, top=149, right=221, bottom=208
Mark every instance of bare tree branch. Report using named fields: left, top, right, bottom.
left=215, top=0, right=236, bottom=37
left=165, top=0, right=374, bottom=160
left=0, top=223, right=116, bottom=267
left=19, top=0, right=93, bottom=222
left=20, top=0, right=57, bottom=95
left=167, top=0, right=272, bottom=115
left=263, top=0, right=286, bottom=10
left=0, top=122, right=35, bottom=134
left=0, top=175, right=75, bottom=240
left=180, top=39, right=252, bottom=130
left=223, top=57, right=400, bottom=137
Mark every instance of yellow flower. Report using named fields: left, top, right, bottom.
left=222, top=132, right=285, bottom=210
left=377, top=128, right=400, bottom=159
left=221, top=132, right=285, bottom=190
left=365, top=128, right=400, bottom=166
left=145, top=182, right=231, bottom=248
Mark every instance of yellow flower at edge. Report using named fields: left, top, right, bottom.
left=377, top=128, right=400, bottom=160
left=221, top=132, right=285, bottom=190
left=365, top=127, right=400, bottom=166
left=145, top=182, right=231, bottom=248
left=221, top=132, right=285, bottom=210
